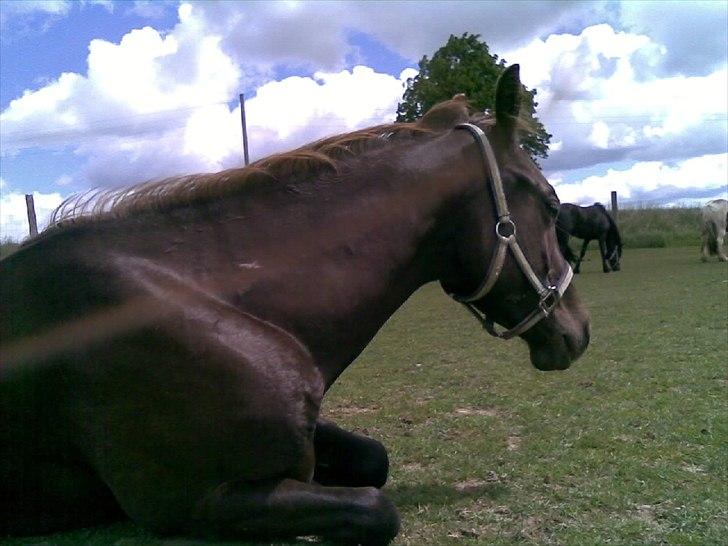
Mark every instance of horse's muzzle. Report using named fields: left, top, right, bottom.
left=523, top=296, right=591, bottom=371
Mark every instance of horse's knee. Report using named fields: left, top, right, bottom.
left=315, top=435, right=390, bottom=488
left=354, top=439, right=389, bottom=488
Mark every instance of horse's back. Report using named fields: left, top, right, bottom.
left=702, top=199, right=728, bottom=226
left=557, top=203, right=604, bottom=239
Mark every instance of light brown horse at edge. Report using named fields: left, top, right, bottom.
left=700, top=198, right=728, bottom=262
left=1, top=65, right=590, bottom=544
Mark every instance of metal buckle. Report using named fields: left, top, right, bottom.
left=495, top=218, right=516, bottom=240
left=539, top=288, right=559, bottom=315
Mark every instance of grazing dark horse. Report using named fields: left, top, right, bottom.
left=1, top=66, right=590, bottom=544
left=556, top=202, right=622, bottom=273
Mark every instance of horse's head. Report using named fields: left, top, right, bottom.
left=606, top=225, right=623, bottom=272
left=441, top=65, right=590, bottom=371
left=607, top=238, right=622, bottom=271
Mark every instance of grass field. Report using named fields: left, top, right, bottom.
left=4, top=246, right=727, bottom=546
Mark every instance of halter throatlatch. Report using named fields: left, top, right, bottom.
left=449, top=123, right=574, bottom=340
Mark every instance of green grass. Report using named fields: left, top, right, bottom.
left=3, top=247, right=727, bottom=545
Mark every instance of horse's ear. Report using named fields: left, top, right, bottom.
left=494, top=64, right=521, bottom=143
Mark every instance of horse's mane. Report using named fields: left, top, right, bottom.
left=46, top=96, right=483, bottom=232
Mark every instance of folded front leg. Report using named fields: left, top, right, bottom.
left=314, top=418, right=390, bottom=488
left=192, top=477, right=400, bottom=545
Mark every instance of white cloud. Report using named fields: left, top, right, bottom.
left=0, top=3, right=241, bottom=184
left=0, top=184, right=65, bottom=241
left=504, top=24, right=728, bottom=173
left=244, top=66, right=417, bottom=159
left=127, top=1, right=175, bottom=19
left=74, top=65, right=416, bottom=186
left=553, top=153, right=728, bottom=205
left=0, top=2, right=418, bottom=188
left=1, top=7, right=240, bottom=156
left=618, top=0, right=728, bottom=76
left=54, top=174, right=74, bottom=186
left=1, top=0, right=416, bottom=187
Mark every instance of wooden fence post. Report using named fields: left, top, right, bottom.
left=239, top=93, right=250, bottom=166
left=25, top=194, right=38, bottom=237
left=610, top=191, right=618, bottom=222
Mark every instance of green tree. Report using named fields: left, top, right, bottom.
left=396, top=33, right=552, bottom=163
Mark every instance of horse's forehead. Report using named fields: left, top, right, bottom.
left=504, top=154, right=559, bottom=206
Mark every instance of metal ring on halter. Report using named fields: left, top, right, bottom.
left=539, top=289, right=559, bottom=315
left=495, top=218, right=516, bottom=240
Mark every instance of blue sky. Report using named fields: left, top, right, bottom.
left=1, top=3, right=176, bottom=107
left=1, top=0, right=727, bottom=240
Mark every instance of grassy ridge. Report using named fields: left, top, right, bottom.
left=617, top=207, right=702, bottom=249
left=0, top=241, right=20, bottom=260
left=3, top=246, right=726, bottom=545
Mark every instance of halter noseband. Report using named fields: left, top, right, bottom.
left=448, top=123, right=574, bottom=340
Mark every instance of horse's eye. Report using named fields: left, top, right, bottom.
left=546, top=197, right=560, bottom=218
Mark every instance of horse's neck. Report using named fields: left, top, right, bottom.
left=236, top=141, right=474, bottom=386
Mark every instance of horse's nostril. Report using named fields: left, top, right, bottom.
left=574, top=323, right=591, bottom=356
left=562, top=333, right=577, bottom=356
left=561, top=322, right=590, bottom=359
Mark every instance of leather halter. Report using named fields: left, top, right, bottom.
left=448, top=123, right=574, bottom=340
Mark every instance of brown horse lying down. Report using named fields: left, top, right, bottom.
left=1, top=65, right=589, bottom=544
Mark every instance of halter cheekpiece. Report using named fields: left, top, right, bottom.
left=448, top=123, right=574, bottom=340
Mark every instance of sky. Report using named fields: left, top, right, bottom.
left=1, top=0, right=726, bottom=241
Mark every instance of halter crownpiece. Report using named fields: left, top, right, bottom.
left=449, top=123, right=574, bottom=340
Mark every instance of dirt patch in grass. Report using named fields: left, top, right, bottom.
left=452, top=406, right=502, bottom=417
left=506, top=433, right=521, bottom=451
left=322, top=404, right=379, bottom=416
